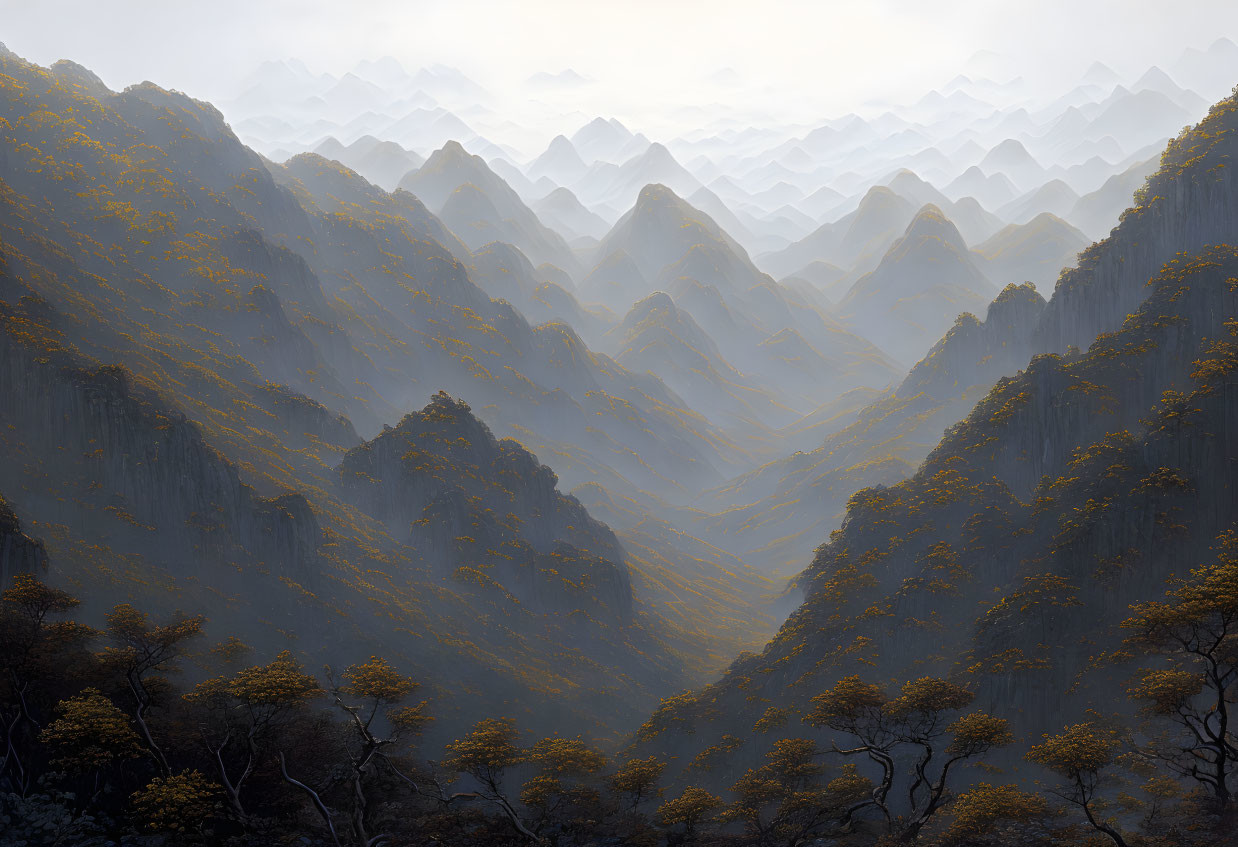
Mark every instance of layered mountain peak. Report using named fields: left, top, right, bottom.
left=639, top=141, right=675, bottom=165
left=570, top=115, right=644, bottom=163
left=601, top=291, right=789, bottom=430
left=634, top=181, right=686, bottom=213
left=843, top=185, right=918, bottom=244
left=897, top=203, right=969, bottom=253
left=592, top=184, right=756, bottom=287
left=981, top=137, right=1039, bottom=169
left=1083, top=59, right=1121, bottom=86
left=625, top=289, right=676, bottom=319
left=840, top=203, right=993, bottom=364
left=338, top=390, right=632, bottom=618
left=400, top=139, right=581, bottom=274
left=981, top=279, right=1048, bottom=329
left=546, top=133, right=579, bottom=156
left=401, top=139, right=491, bottom=204
left=602, top=145, right=701, bottom=209
left=853, top=183, right=903, bottom=216
left=528, top=134, right=588, bottom=183
left=974, top=212, right=1088, bottom=288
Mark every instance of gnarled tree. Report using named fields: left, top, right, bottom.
left=1122, top=528, right=1238, bottom=809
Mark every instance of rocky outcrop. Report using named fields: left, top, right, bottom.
left=0, top=494, right=47, bottom=588
left=0, top=301, right=325, bottom=587
left=1035, top=98, right=1238, bottom=352
left=338, top=391, right=633, bottom=621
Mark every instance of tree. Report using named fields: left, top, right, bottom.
left=130, top=769, right=219, bottom=834
left=520, top=736, right=607, bottom=842
left=940, top=783, right=1048, bottom=845
left=656, top=785, right=722, bottom=843
left=327, top=655, right=431, bottom=847
left=102, top=602, right=203, bottom=775
left=443, top=717, right=537, bottom=841
left=40, top=688, right=144, bottom=803
left=185, top=649, right=320, bottom=824
left=0, top=573, right=91, bottom=795
left=610, top=755, right=666, bottom=811
left=720, top=738, right=840, bottom=847
left=890, top=679, right=1014, bottom=841
left=1122, top=528, right=1238, bottom=808
left=805, top=675, right=1011, bottom=838
left=804, top=676, right=896, bottom=824
left=1026, top=721, right=1129, bottom=847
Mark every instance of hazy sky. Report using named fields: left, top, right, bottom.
left=3, top=0, right=1237, bottom=133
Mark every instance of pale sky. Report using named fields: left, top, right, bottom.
left=3, top=0, right=1237, bottom=132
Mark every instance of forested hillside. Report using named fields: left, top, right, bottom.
left=0, top=31, right=1236, bottom=847
left=630, top=89, right=1238, bottom=846
left=0, top=47, right=771, bottom=755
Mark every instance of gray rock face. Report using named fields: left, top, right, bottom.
left=0, top=318, right=324, bottom=589
left=0, top=494, right=48, bottom=588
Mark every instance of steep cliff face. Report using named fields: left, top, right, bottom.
left=694, top=95, right=1238, bottom=578
left=0, top=273, right=691, bottom=744
left=640, top=243, right=1238, bottom=801
left=0, top=493, right=47, bottom=588
left=638, top=91, right=1238, bottom=797
left=0, top=299, right=326, bottom=591
left=338, top=391, right=633, bottom=621
left=1035, top=96, right=1238, bottom=352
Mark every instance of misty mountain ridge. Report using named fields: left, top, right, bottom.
left=4, top=25, right=1238, bottom=847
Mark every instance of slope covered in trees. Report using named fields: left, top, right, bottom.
left=627, top=87, right=1238, bottom=845
left=0, top=47, right=781, bottom=754
left=2, top=34, right=1237, bottom=847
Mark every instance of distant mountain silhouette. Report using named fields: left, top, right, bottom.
left=760, top=185, right=919, bottom=279
left=532, top=186, right=609, bottom=242
left=974, top=212, right=1088, bottom=288
left=998, top=178, right=1080, bottom=223
left=838, top=205, right=995, bottom=364
left=400, top=141, right=582, bottom=275
left=570, top=116, right=649, bottom=164
left=526, top=134, right=589, bottom=185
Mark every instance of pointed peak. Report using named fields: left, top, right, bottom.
left=636, top=182, right=685, bottom=207
left=887, top=168, right=928, bottom=188
left=50, top=59, right=109, bottom=95
left=909, top=202, right=950, bottom=225
left=633, top=290, right=675, bottom=311
left=422, top=139, right=487, bottom=175
left=542, top=185, right=579, bottom=202
left=856, top=184, right=902, bottom=210
left=902, top=204, right=966, bottom=252
left=1084, top=61, right=1119, bottom=84
left=642, top=141, right=673, bottom=160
